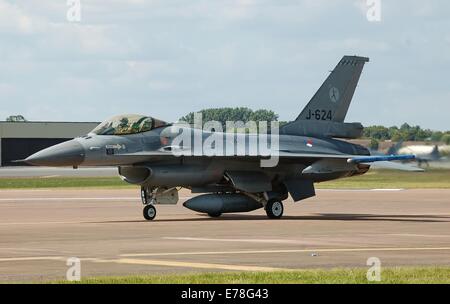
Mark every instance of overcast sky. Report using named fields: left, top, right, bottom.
left=0, top=0, right=449, bottom=130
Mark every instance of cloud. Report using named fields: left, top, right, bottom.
left=0, top=0, right=35, bottom=34
left=148, top=80, right=174, bottom=91
left=0, top=0, right=449, bottom=130
left=0, top=82, right=17, bottom=97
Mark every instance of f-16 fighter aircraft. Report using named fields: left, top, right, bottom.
left=23, top=56, right=422, bottom=220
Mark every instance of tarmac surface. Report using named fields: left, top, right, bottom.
left=0, top=166, right=116, bottom=178
left=0, top=188, right=449, bottom=282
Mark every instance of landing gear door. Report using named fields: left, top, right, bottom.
left=154, top=187, right=179, bottom=205
left=225, top=171, right=272, bottom=193
left=284, top=179, right=316, bottom=202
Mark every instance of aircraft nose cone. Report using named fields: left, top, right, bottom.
left=25, top=140, right=85, bottom=167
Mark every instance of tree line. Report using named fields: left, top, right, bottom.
left=363, top=124, right=450, bottom=144
left=179, top=108, right=450, bottom=144
left=179, top=107, right=280, bottom=130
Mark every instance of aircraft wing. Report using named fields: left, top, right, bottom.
left=114, top=150, right=422, bottom=171
left=113, top=148, right=356, bottom=159
left=346, top=154, right=424, bottom=172
left=115, top=150, right=355, bottom=159
left=347, top=154, right=416, bottom=163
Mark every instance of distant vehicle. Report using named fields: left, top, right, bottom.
left=22, top=56, right=421, bottom=221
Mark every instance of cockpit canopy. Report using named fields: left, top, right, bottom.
left=91, top=114, right=169, bottom=136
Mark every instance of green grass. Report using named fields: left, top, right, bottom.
left=0, top=177, right=131, bottom=189
left=317, top=169, right=450, bottom=189
left=52, top=267, right=450, bottom=284
left=0, top=169, right=449, bottom=189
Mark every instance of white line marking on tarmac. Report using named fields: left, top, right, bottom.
left=389, top=234, right=450, bottom=238
left=0, top=247, right=60, bottom=253
left=3, top=246, right=450, bottom=271
left=0, top=222, right=81, bottom=226
left=0, top=196, right=192, bottom=202
left=4, top=245, right=450, bottom=263
left=0, top=220, right=131, bottom=226
left=164, top=236, right=450, bottom=245
left=121, top=246, right=450, bottom=258
left=0, top=256, right=287, bottom=271
left=163, top=237, right=308, bottom=244
left=317, top=189, right=404, bottom=192
left=0, top=189, right=52, bottom=193
left=0, top=256, right=65, bottom=262
left=0, top=197, right=137, bottom=202
left=94, top=258, right=289, bottom=272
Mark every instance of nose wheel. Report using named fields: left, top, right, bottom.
left=141, top=186, right=157, bottom=221
left=265, top=200, right=284, bottom=219
left=143, top=204, right=157, bottom=221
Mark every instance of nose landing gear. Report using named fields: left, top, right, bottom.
left=141, top=186, right=156, bottom=221
left=140, top=186, right=179, bottom=220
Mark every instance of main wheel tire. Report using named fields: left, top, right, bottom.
left=265, top=200, right=284, bottom=219
left=208, top=212, right=222, bottom=218
left=143, top=204, right=156, bottom=221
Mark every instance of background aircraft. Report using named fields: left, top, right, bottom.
left=385, top=141, right=447, bottom=167
left=23, top=56, right=421, bottom=220
left=398, top=144, right=447, bottom=167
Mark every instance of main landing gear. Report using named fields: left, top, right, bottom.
left=143, top=204, right=157, bottom=221
left=140, top=185, right=286, bottom=220
left=243, top=191, right=286, bottom=219
left=250, top=190, right=286, bottom=219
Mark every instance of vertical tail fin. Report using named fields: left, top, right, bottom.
left=431, top=145, right=440, bottom=159
left=296, top=55, right=369, bottom=122
left=387, top=140, right=404, bottom=155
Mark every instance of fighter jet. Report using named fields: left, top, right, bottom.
left=375, top=140, right=447, bottom=167
left=397, top=144, right=446, bottom=167
left=24, top=56, right=422, bottom=220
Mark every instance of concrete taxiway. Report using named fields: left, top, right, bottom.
left=0, top=166, right=117, bottom=178
left=0, top=188, right=449, bottom=282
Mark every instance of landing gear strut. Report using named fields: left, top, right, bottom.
left=265, top=199, right=284, bottom=219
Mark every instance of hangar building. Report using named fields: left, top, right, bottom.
left=0, top=121, right=99, bottom=166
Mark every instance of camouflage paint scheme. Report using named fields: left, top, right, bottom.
left=24, top=56, right=421, bottom=220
